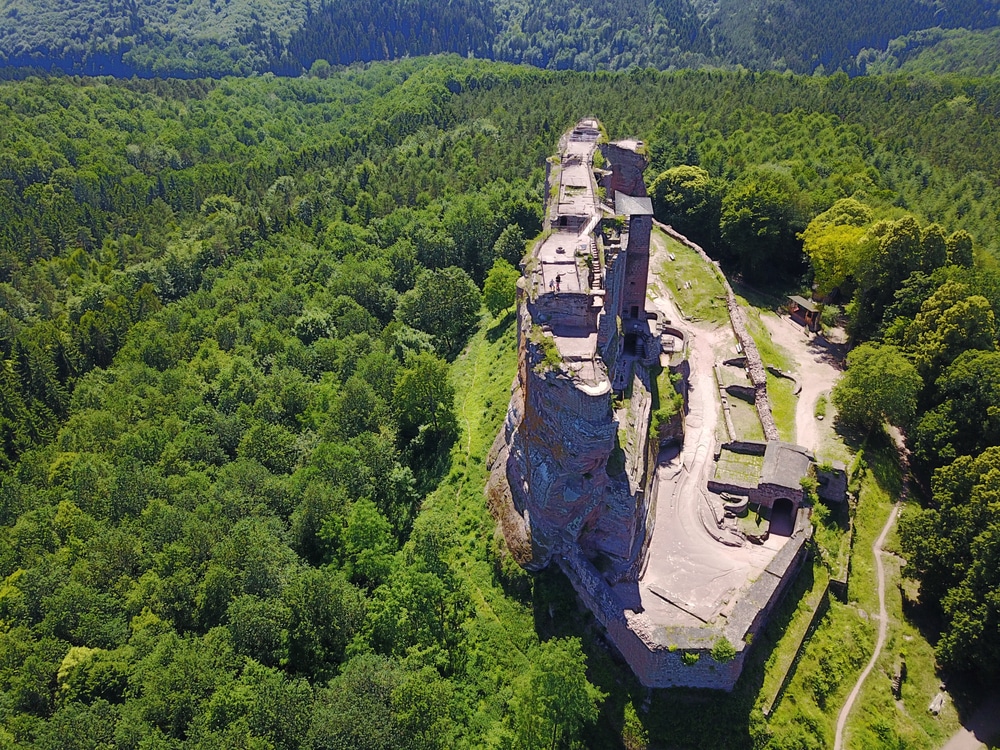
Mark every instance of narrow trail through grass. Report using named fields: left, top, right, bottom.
left=835, top=501, right=901, bottom=750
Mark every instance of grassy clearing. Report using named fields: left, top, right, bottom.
left=765, top=598, right=876, bottom=744
left=816, top=400, right=853, bottom=466
left=767, top=372, right=797, bottom=443
left=765, top=437, right=959, bottom=749
left=419, top=312, right=541, bottom=716
left=839, top=442, right=961, bottom=749
left=714, top=449, right=764, bottom=485
left=815, top=392, right=828, bottom=419
left=729, top=397, right=766, bottom=441
left=759, top=561, right=831, bottom=714
left=653, top=227, right=729, bottom=325
left=741, top=304, right=796, bottom=373
left=737, top=503, right=770, bottom=536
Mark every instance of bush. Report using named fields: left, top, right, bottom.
left=710, top=637, right=737, bottom=663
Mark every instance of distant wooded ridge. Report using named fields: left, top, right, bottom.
left=1, top=0, right=999, bottom=78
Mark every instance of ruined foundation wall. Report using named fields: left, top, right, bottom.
left=657, top=221, right=779, bottom=441
left=529, top=292, right=596, bottom=330
left=558, top=547, right=746, bottom=690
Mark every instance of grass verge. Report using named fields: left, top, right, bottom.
left=765, top=437, right=958, bottom=749
left=652, top=227, right=729, bottom=326
left=741, top=303, right=796, bottom=373
left=839, top=441, right=961, bottom=749
left=729, top=397, right=766, bottom=442
left=767, top=372, right=797, bottom=443
left=714, top=449, right=765, bottom=485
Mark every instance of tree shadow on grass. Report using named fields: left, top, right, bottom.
left=528, top=557, right=823, bottom=750
left=732, top=279, right=797, bottom=312
left=486, top=309, right=516, bottom=343
left=857, top=429, right=904, bottom=498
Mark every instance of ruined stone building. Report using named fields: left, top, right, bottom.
left=487, top=119, right=820, bottom=690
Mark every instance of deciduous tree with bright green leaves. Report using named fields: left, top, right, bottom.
left=901, top=447, right=1000, bottom=681
left=508, top=637, right=605, bottom=750
left=393, top=351, right=457, bottom=438
left=832, top=342, right=921, bottom=433
left=396, top=267, right=481, bottom=356
left=719, top=169, right=809, bottom=282
left=799, top=197, right=873, bottom=298
left=483, top=258, right=520, bottom=317
left=649, top=164, right=722, bottom=250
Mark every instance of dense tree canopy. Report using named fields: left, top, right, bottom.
left=1, top=0, right=995, bottom=77
left=0, top=56, right=1000, bottom=742
left=901, top=448, right=1000, bottom=677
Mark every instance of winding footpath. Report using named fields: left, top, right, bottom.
left=834, top=502, right=902, bottom=750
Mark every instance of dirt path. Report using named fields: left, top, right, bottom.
left=834, top=502, right=901, bottom=750
left=759, top=314, right=845, bottom=453
left=940, top=694, right=1000, bottom=750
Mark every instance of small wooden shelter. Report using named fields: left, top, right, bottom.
left=787, top=295, right=822, bottom=332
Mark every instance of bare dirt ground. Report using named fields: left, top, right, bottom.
left=632, top=243, right=788, bottom=626
left=940, top=694, right=1000, bottom=750
left=759, top=313, right=847, bottom=455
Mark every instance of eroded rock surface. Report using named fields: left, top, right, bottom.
left=487, top=119, right=658, bottom=572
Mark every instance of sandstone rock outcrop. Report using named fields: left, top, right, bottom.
left=486, top=119, right=658, bottom=572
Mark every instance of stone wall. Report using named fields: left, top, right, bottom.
left=498, top=275, right=653, bottom=567
left=598, top=231, right=625, bottom=365
left=707, top=479, right=757, bottom=497
left=656, top=221, right=779, bottom=441
left=725, top=384, right=756, bottom=403
left=623, top=215, right=652, bottom=318
left=529, top=292, right=597, bottom=331
left=754, top=482, right=803, bottom=510
left=557, top=547, right=746, bottom=690
left=721, top=441, right=768, bottom=456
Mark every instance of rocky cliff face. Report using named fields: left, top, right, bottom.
left=486, top=122, right=659, bottom=574
left=486, top=288, right=650, bottom=570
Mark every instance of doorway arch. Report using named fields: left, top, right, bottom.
left=770, top=497, right=795, bottom=537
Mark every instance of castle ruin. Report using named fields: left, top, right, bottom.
left=487, top=119, right=823, bottom=690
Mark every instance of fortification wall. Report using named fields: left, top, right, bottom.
left=623, top=218, right=652, bottom=318
left=489, top=122, right=812, bottom=692
left=657, top=221, right=779, bottom=441
left=529, top=292, right=597, bottom=332
left=598, top=238, right=626, bottom=363
left=499, top=286, right=638, bottom=566
left=558, top=547, right=746, bottom=690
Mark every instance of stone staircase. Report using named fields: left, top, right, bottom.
left=588, top=238, right=602, bottom=291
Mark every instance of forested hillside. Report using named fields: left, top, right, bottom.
left=1, top=0, right=998, bottom=77
left=2, top=58, right=1000, bottom=746
left=859, top=27, right=1000, bottom=76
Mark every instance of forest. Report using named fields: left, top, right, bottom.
left=1, top=0, right=999, bottom=78
left=1, top=57, right=1000, bottom=747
